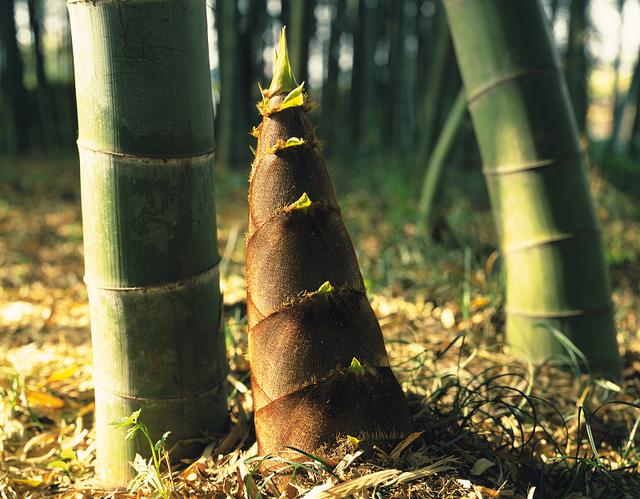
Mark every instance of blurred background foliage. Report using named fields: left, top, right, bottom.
left=0, top=0, right=639, bottom=269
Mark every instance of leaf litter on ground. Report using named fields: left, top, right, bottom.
left=1, top=159, right=640, bottom=497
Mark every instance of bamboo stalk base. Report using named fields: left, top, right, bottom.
left=506, top=313, right=621, bottom=376
left=94, top=384, right=227, bottom=486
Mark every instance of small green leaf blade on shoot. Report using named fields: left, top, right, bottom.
left=268, top=136, right=305, bottom=154
left=288, top=192, right=312, bottom=210
left=348, top=357, right=365, bottom=375
left=278, top=82, right=305, bottom=112
left=316, top=280, right=334, bottom=294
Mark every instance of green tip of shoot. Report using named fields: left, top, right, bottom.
left=317, top=280, right=334, bottom=294
left=346, top=435, right=362, bottom=447
left=348, top=357, right=365, bottom=374
left=267, top=26, right=298, bottom=97
left=289, top=192, right=312, bottom=210
left=268, top=136, right=305, bottom=154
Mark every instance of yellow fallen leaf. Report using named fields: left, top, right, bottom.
left=11, top=478, right=44, bottom=487
left=77, top=401, right=95, bottom=417
left=390, top=431, right=424, bottom=460
left=471, top=296, right=490, bottom=310
left=27, top=390, right=64, bottom=409
left=46, top=365, right=78, bottom=383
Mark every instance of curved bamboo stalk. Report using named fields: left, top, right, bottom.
left=68, top=0, right=228, bottom=485
left=247, top=29, right=411, bottom=464
left=417, top=88, right=466, bottom=236
left=443, top=0, right=620, bottom=376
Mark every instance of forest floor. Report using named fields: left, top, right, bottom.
left=1, top=155, right=640, bottom=498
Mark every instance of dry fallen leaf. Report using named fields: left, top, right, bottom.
left=441, top=308, right=456, bottom=329
left=471, top=457, right=495, bottom=476
left=26, top=390, right=65, bottom=410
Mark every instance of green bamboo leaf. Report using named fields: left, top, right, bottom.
left=155, top=431, right=171, bottom=453
left=125, top=426, right=140, bottom=441
left=110, top=409, right=141, bottom=428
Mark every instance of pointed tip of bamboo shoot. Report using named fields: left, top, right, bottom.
left=348, top=357, right=364, bottom=374
left=266, top=26, right=298, bottom=97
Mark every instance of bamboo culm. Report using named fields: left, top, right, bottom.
left=247, top=29, right=412, bottom=464
left=443, top=0, right=621, bottom=376
left=68, top=0, right=228, bottom=485
left=414, top=6, right=453, bottom=177
left=417, top=88, right=466, bottom=236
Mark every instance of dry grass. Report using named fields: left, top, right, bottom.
left=1, top=158, right=640, bottom=498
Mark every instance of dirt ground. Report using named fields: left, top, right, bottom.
left=1, top=157, right=640, bottom=498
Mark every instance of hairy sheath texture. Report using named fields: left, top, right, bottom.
left=247, top=84, right=411, bottom=460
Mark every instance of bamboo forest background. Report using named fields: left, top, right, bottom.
left=3, top=0, right=640, bottom=294
left=3, top=0, right=640, bottom=496
left=2, top=0, right=640, bottom=164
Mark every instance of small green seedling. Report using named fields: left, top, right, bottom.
left=111, top=409, right=172, bottom=498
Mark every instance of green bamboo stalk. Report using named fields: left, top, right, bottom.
left=549, top=0, right=561, bottom=25
left=417, top=88, right=466, bottom=237
left=289, top=0, right=315, bottom=85
left=414, top=6, right=452, bottom=175
left=630, top=76, right=640, bottom=160
left=350, top=0, right=378, bottom=148
left=321, top=0, right=346, bottom=154
left=0, top=0, right=30, bottom=154
left=606, top=0, right=626, bottom=154
left=216, top=0, right=240, bottom=169
left=565, top=0, right=590, bottom=135
left=67, top=0, right=228, bottom=486
left=443, top=0, right=620, bottom=376
left=620, top=49, right=640, bottom=155
left=386, top=0, right=410, bottom=150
